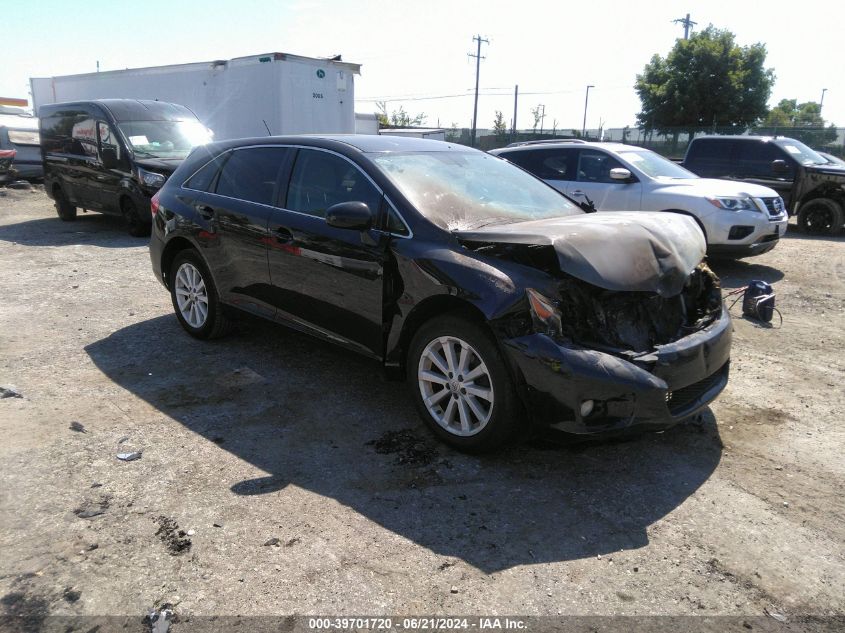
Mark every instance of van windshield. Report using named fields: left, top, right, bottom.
left=117, top=120, right=212, bottom=159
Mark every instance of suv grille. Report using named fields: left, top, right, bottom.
left=760, top=197, right=785, bottom=218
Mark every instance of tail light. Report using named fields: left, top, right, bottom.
left=150, top=191, right=161, bottom=217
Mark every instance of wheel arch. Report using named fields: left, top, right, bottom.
left=160, top=236, right=198, bottom=290
left=660, top=208, right=708, bottom=241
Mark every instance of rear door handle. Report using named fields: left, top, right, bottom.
left=273, top=227, right=294, bottom=243
left=196, top=205, right=215, bottom=220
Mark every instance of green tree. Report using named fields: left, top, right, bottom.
left=759, top=99, right=837, bottom=146
left=492, top=110, right=508, bottom=140
left=635, top=25, right=775, bottom=138
left=376, top=101, right=427, bottom=128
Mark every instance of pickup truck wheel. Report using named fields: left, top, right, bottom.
left=798, top=199, right=844, bottom=236
left=408, top=315, right=521, bottom=453
left=122, top=198, right=151, bottom=237
left=54, top=188, right=77, bottom=221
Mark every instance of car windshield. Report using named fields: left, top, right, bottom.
left=370, top=151, right=581, bottom=230
left=117, top=120, right=212, bottom=159
left=618, top=150, right=697, bottom=179
left=775, top=139, right=828, bottom=166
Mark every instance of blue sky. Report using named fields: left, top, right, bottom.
left=3, top=0, right=843, bottom=130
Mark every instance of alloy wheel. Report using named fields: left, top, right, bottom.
left=174, top=262, right=209, bottom=329
left=417, top=336, right=495, bottom=437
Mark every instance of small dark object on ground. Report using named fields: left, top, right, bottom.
left=264, top=537, right=281, bottom=547
left=7, top=180, right=31, bottom=190
left=74, top=496, right=110, bottom=519
left=154, top=516, right=192, bottom=555
left=742, top=281, right=775, bottom=323
left=367, top=429, right=437, bottom=466
left=116, top=451, right=142, bottom=461
left=69, top=421, right=87, bottom=433
left=285, top=537, right=300, bottom=547
left=62, top=587, right=81, bottom=603
left=0, top=386, right=22, bottom=399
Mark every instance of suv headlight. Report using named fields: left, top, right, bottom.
left=706, top=196, right=760, bottom=212
left=526, top=288, right=562, bottom=337
left=138, top=167, right=166, bottom=189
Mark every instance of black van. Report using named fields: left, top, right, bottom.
left=39, top=100, right=211, bottom=236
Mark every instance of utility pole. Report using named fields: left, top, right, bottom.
left=673, top=13, right=697, bottom=39
left=539, top=104, right=546, bottom=135
left=582, top=85, right=594, bottom=138
left=511, top=85, right=518, bottom=141
left=820, top=88, right=828, bottom=114
left=468, top=35, right=489, bottom=148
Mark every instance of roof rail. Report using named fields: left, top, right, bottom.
left=505, top=138, right=587, bottom=148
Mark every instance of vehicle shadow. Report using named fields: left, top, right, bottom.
left=707, top=257, right=785, bottom=290
left=0, top=215, right=141, bottom=248
left=84, top=315, right=724, bottom=573
left=782, top=229, right=845, bottom=243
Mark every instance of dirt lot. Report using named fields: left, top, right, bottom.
left=1, top=187, right=843, bottom=630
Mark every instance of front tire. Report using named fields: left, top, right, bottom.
left=798, top=198, right=844, bottom=236
left=169, top=250, right=232, bottom=339
left=408, top=315, right=521, bottom=453
left=54, top=188, right=77, bottom=221
left=122, top=197, right=151, bottom=237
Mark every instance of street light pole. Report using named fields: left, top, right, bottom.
left=820, top=88, right=828, bottom=114
left=582, top=85, right=594, bottom=138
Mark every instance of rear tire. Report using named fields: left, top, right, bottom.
left=54, top=188, right=77, bottom=221
left=407, top=315, right=521, bottom=453
left=798, top=198, right=844, bottom=236
left=169, top=250, right=232, bottom=339
left=122, top=197, right=151, bottom=237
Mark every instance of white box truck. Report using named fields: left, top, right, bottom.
left=31, top=52, right=361, bottom=140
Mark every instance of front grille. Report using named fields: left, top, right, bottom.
left=761, top=197, right=785, bottom=218
left=666, top=363, right=729, bottom=415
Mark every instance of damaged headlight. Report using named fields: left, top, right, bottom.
left=526, top=288, right=562, bottom=337
left=706, top=197, right=761, bottom=212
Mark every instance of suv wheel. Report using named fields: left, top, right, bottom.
left=170, top=250, right=232, bottom=339
left=408, top=315, right=521, bottom=453
left=54, top=188, right=77, bottom=221
left=798, top=198, right=844, bottom=236
left=122, top=197, right=151, bottom=237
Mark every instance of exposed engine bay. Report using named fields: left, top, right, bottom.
left=465, top=240, right=722, bottom=354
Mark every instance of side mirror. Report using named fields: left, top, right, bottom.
left=101, top=147, right=118, bottom=169
left=771, top=159, right=789, bottom=174
left=609, top=167, right=632, bottom=182
left=325, top=201, right=373, bottom=230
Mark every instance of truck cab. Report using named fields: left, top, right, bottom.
left=39, top=99, right=212, bottom=236
left=683, top=136, right=845, bottom=235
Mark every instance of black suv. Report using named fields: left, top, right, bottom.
left=682, top=136, right=845, bottom=235
left=148, top=135, right=731, bottom=452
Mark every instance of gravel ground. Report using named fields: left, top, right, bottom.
left=0, top=187, right=843, bottom=631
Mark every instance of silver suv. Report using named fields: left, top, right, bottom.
left=491, top=141, right=788, bottom=257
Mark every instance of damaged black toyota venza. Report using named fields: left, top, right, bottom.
left=150, top=135, right=731, bottom=452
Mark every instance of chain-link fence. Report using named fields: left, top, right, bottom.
left=442, top=125, right=845, bottom=158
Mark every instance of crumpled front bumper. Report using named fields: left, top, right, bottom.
left=502, top=306, right=732, bottom=434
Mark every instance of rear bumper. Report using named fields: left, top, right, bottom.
left=150, top=230, right=166, bottom=288
left=502, top=307, right=732, bottom=434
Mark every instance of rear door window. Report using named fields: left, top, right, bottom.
left=215, top=147, right=292, bottom=206
left=286, top=149, right=381, bottom=218
left=500, top=148, right=577, bottom=181
left=184, top=154, right=229, bottom=192
left=576, top=150, right=625, bottom=183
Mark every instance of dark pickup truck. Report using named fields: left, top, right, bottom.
left=683, top=136, right=845, bottom=235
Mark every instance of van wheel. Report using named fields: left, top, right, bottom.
left=54, top=188, right=77, bottom=221
left=122, top=198, right=151, bottom=237
left=170, top=249, right=232, bottom=339
left=798, top=199, right=844, bottom=236
left=408, top=315, right=521, bottom=453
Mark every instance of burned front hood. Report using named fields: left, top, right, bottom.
left=454, top=211, right=705, bottom=297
